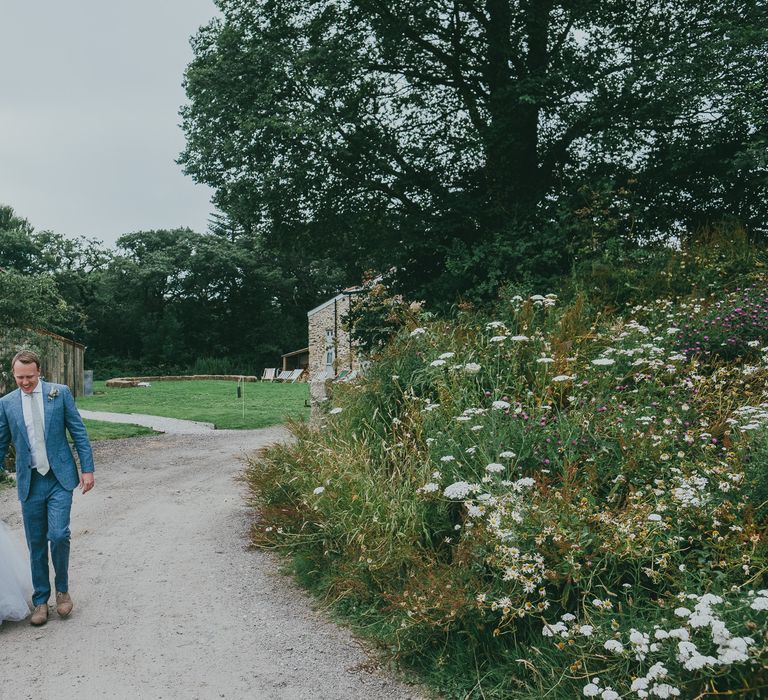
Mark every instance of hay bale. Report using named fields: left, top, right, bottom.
left=104, top=374, right=260, bottom=386
left=105, top=378, right=140, bottom=388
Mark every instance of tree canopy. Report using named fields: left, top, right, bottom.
left=180, top=0, right=768, bottom=303
left=0, top=206, right=73, bottom=331
left=0, top=269, right=69, bottom=331
left=87, top=227, right=311, bottom=370
left=0, top=204, right=325, bottom=375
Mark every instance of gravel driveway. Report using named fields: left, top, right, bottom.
left=0, top=428, right=426, bottom=700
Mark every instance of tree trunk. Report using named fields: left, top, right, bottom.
left=483, top=0, right=550, bottom=221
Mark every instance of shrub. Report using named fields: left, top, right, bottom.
left=569, top=224, right=766, bottom=313
left=87, top=354, right=262, bottom=380
left=343, top=279, right=425, bottom=358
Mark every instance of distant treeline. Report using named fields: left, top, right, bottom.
left=0, top=206, right=343, bottom=378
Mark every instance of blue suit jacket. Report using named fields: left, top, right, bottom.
left=0, top=381, right=94, bottom=502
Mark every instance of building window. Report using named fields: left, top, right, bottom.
left=325, top=329, right=335, bottom=378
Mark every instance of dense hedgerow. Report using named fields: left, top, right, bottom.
left=246, top=276, right=768, bottom=699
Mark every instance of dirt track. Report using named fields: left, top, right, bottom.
left=0, top=429, right=424, bottom=700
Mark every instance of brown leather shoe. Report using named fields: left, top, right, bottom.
left=56, top=592, right=73, bottom=617
left=30, top=604, right=48, bottom=626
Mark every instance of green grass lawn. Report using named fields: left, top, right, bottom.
left=77, top=380, right=310, bottom=429
left=82, top=419, right=157, bottom=441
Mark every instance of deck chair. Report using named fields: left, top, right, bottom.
left=276, top=370, right=292, bottom=381
left=287, top=368, right=304, bottom=383
left=334, top=369, right=351, bottom=382
left=261, top=367, right=277, bottom=381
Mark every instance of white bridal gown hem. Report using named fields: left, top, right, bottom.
left=0, top=521, right=32, bottom=623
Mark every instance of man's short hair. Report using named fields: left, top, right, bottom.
left=11, top=350, right=41, bottom=371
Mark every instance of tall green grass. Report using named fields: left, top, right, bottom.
left=246, top=272, right=768, bottom=697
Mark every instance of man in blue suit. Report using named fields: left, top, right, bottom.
left=0, top=349, right=94, bottom=626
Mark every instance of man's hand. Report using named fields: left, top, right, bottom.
left=80, top=472, right=94, bottom=494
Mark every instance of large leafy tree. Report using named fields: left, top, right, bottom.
left=0, top=205, right=77, bottom=332
left=0, top=205, right=40, bottom=273
left=0, top=206, right=75, bottom=388
left=0, top=204, right=112, bottom=336
left=0, top=270, right=69, bottom=331
left=180, top=0, right=767, bottom=302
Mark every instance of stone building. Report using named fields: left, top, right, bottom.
left=306, top=286, right=363, bottom=406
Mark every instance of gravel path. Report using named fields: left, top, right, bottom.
left=0, top=428, right=426, bottom=700
left=78, top=410, right=216, bottom=433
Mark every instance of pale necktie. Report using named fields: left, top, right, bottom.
left=27, top=393, right=50, bottom=476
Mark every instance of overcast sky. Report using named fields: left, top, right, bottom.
left=0, top=1, right=219, bottom=248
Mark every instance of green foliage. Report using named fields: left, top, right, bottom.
left=83, top=226, right=335, bottom=373
left=343, top=280, right=426, bottom=357
left=181, top=1, right=768, bottom=305
left=740, top=433, right=768, bottom=524
left=86, top=355, right=263, bottom=381
left=0, top=205, right=338, bottom=377
left=86, top=356, right=190, bottom=382
left=189, top=356, right=253, bottom=375
left=0, top=204, right=109, bottom=335
left=0, top=270, right=69, bottom=330
left=247, top=268, right=768, bottom=697
left=569, top=224, right=766, bottom=312
left=0, top=205, right=37, bottom=270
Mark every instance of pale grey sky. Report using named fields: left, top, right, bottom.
left=0, top=1, right=219, bottom=247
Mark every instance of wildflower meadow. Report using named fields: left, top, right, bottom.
left=247, top=271, right=768, bottom=698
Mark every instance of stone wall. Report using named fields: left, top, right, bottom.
left=307, top=293, right=360, bottom=413
left=307, top=294, right=358, bottom=381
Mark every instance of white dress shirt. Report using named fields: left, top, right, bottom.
left=21, top=386, right=46, bottom=469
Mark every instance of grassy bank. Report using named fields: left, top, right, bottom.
left=247, top=280, right=768, bottom=698
left=82, top=419, right=157, bottom=441
left=77, top=380, right=309, bottom=429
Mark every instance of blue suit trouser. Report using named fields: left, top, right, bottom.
left=21, top=469, right=73, bottom=606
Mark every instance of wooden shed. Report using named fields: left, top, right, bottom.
left=1, top=329, right=86, bottom=397
left=36, top=329, right=86, bottom=397
left=281, top=347, right=309, bottom=372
